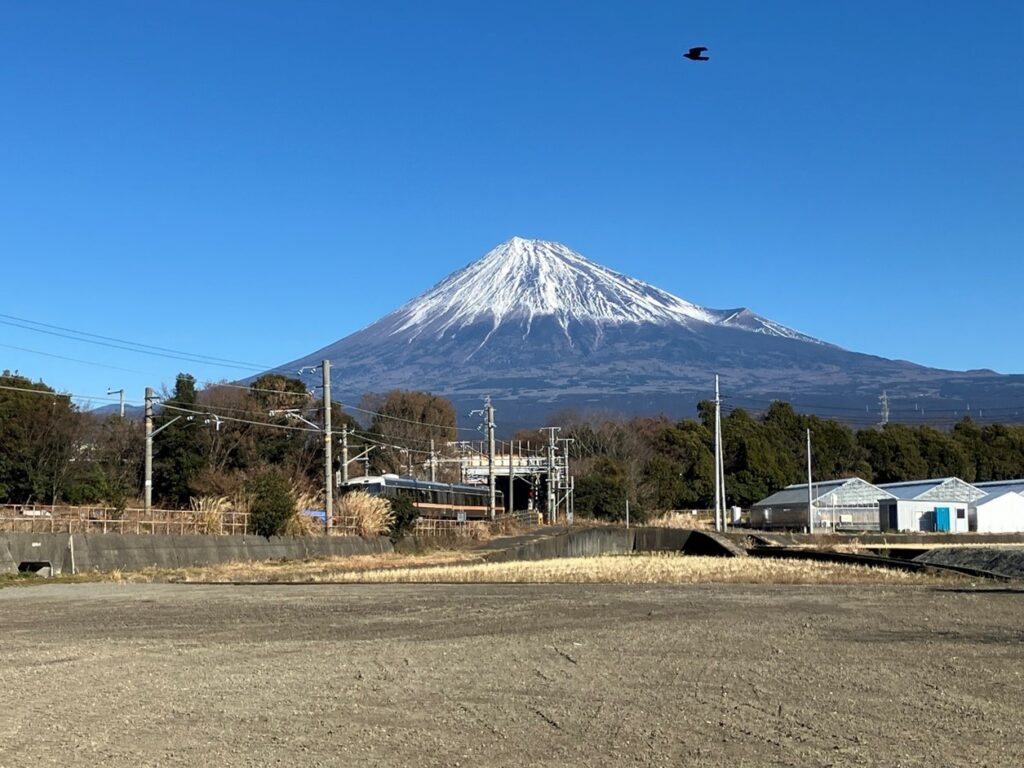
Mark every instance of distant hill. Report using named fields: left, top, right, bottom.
left=91, top=403, right=145, bottom=421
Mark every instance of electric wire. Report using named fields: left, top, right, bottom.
left=0, top=342, right=151, bottom=375
left=159, top=403, right=320, bottom=433
left=0, top=382, right=134, bottom=403
left=0, top=312, right=276, bottom=370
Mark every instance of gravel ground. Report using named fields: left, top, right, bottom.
left=2, top=581, right=1023, bottom=767
left=915, top=547, right=1024, bottom=578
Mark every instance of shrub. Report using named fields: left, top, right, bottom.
left=245, top=470, right=296, bottom=537
left=387, top=493, right=419, bottom=540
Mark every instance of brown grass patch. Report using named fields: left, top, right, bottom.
left=647, top=511, right=714, bottom=529
left=139, top=550, right=483, bottom=583
left=154, top=552, right=968, bottom=586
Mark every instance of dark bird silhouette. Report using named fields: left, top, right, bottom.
left=683, top=46, right=709, bottom=61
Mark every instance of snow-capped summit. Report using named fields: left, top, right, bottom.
left=387, top=237, right=820, bottom=344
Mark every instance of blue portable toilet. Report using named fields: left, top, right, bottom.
left=935, top=506, right=951, bottom=532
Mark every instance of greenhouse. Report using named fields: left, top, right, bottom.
left=750, top=477, right=894, bottom=531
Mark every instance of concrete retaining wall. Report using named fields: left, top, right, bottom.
left=485, top=526, right=742, bottom=563
left=0, top=532, right=393, bottom=575
left=486, top=528, right=636, bottom=562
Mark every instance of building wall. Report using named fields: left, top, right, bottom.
left=970, top=494, right=1024, bottom=533
left=882, top=499, right=970, bottom=532
left=750, top=503, right=879, bottom=531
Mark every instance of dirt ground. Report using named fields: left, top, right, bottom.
left=2, top=581, right=1022, bottom=767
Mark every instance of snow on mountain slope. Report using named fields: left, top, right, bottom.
left=386, top=237, right=823, bottom=345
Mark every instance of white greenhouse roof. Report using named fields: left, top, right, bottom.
left=753, top=477, right=893, bottom=509
left=974, top=479, right=1024, bottom=496
left=877, top=477, right=986, bottom=502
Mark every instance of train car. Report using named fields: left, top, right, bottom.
left=339, top=474, right=504, bottom=520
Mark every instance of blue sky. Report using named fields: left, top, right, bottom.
left=1, top=1, right=1022, bottom=407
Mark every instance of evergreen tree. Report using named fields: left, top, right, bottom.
left=152, top=373, right=206, bottom=505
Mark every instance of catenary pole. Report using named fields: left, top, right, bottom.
left=713, top=374, right=722, bottom=532
left=341, top=426, right=349, bottom=484
left=429, top=438, right=437, bottom=483
left=719, top=398, right=727, bottom=529
left=486, top=397, right=496, bottom=521
left=508, top=440, right=514, bottom=515
left=540, top=427, right=561, bottom=524
left=144, top=387, right=153, bottom=515
left=108, top=388, right=125, bottom=418
left=806, top=428, right=814, bottom=534
left=323, top=360, right=332, bottom=534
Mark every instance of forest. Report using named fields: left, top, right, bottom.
left=3, top=370, right=1024, bottom=521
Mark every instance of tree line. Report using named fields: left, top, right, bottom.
left=0, top=370, right=457, bottom=508
left=3, top=370, right=1024, bottom=519
left=541, top=401, right=1024, bottom=521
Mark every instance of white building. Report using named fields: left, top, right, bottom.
left=970, top=490, right=1024, bottom=533
left=878, top=477, right=987, bottom=533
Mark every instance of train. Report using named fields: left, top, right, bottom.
left=339, top=474, right=504, bottom=520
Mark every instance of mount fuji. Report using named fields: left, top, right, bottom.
left=276, top=238, right=1024, bottom=429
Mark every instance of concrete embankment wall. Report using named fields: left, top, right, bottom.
left=0, top=532, right=393, bottom=575
left=485, top=526, right=739, bottom=563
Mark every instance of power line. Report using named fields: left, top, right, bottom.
left=207, top=379, right=480, bottom=433
left=0, top=315, right=285, bottom=373
left=0, top=382, right=130, bottom=403
left=0, top=343, right=151, bottom=375
left=159, top=403, right=319, bottom=433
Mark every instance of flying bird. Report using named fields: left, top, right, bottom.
left=683, top=46, right=709, bottom=61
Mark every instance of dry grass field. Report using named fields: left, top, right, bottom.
left=115, top=552, right=969, bottom=587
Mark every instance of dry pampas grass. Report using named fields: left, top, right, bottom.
left=279, top=489, right=323, bottom=536
left=337, top=490, right=395, bottom=537
left=189, top=495, right=232, bottom=534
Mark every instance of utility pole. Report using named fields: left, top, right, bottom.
left=806, top=428, right=814, bottom=534
left=713, top=374, right=722, bottom=532
left=322, top=360, right=332, bottom=535
left=429, top=438, right=437, bottom=483
left=486, top=397, right=496, bottom=521
left=507, top=440, right=514, bottom=515
left=108, top=388, right=125, bottom=418
left=144, top=387, right=153, bottom=515
left=558, top=437, right=575, bottom=523
left=341, top=426, right=350, bottom=484
left=719, top=404, right=727, bottom=530
left=569, top=475, right=575, bottom=524
left=540, top=426, right=561, bottom=525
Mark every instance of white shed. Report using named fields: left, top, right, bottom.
left=970, top=491, right=1024, bottom=533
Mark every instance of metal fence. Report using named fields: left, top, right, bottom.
left=0, top=504, right=250, bottom=536
left=0, top=505, right=541, bottom=538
